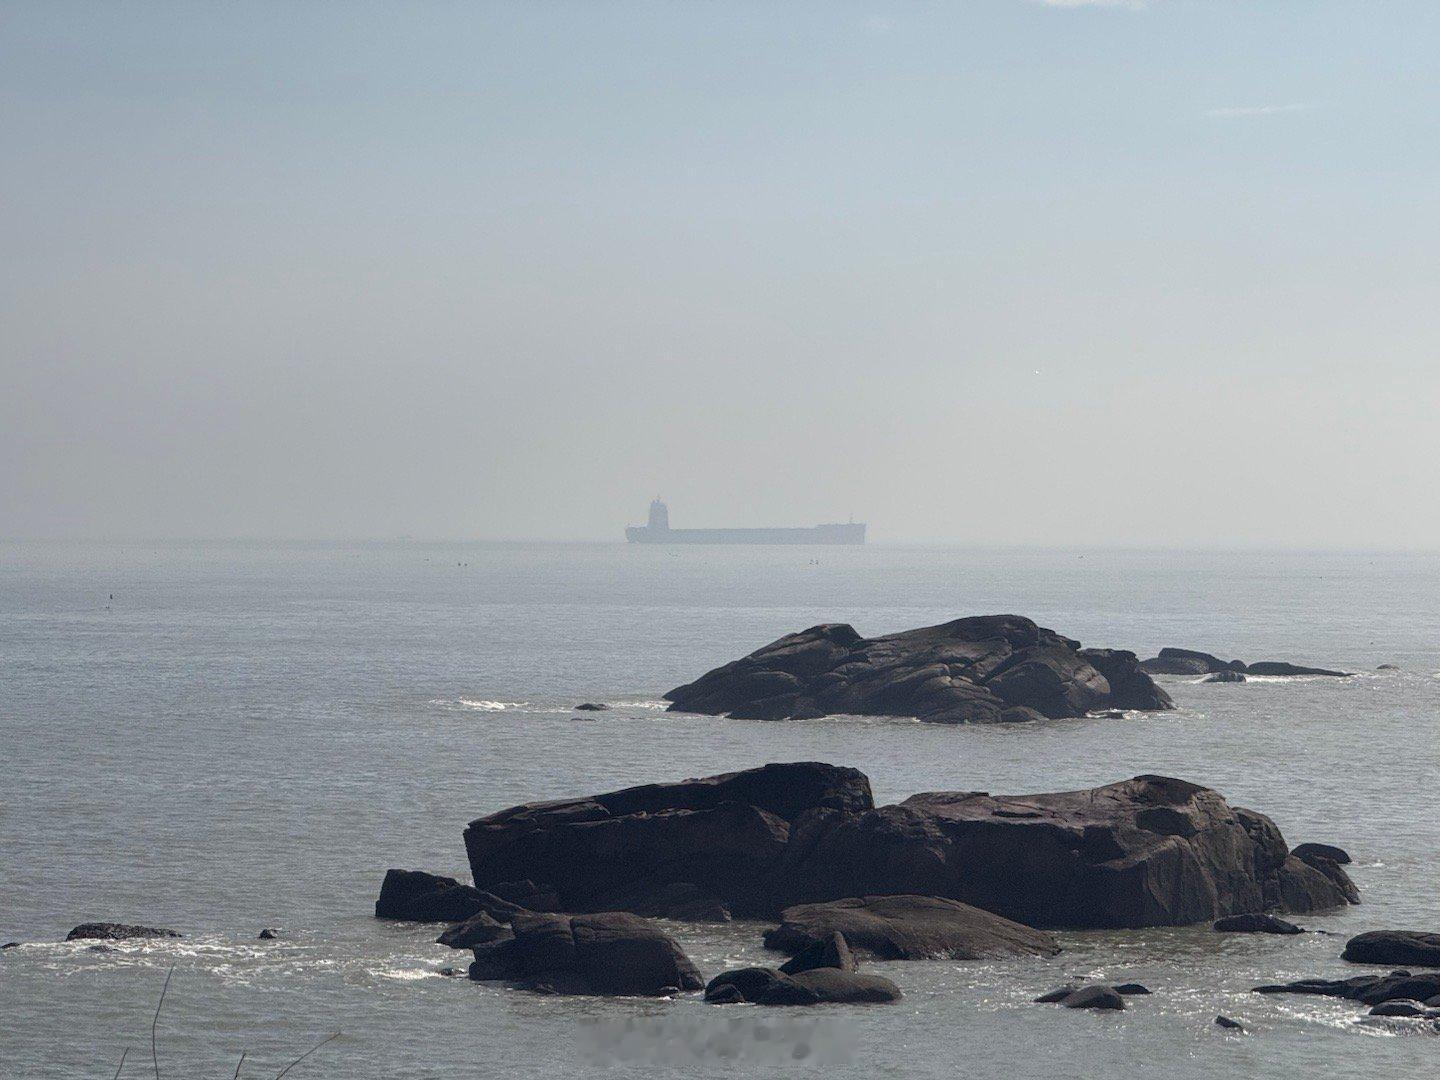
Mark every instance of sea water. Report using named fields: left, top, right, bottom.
left=2, top=541, right=1437, bottom=1078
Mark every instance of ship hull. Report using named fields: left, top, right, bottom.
left=625, top=524, right=865, bottom=545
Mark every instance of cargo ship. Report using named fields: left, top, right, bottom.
left=625, top=499, right=865, bottom=545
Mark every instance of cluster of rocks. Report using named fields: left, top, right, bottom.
left=665, top=615, right=1173, bottom=724
left=376, top=760, right=1366, bottom=1006
left=1139, top=647, right=1350, bottom=679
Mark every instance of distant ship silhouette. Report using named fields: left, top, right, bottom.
left=625, top=498, right=865, bottom=545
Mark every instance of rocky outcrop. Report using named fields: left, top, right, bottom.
left=767, top=775, right=1358, bottom=928
left=778, top=930, right=856, bottom=975
left=459, top=764, right=1355, bottom=929
left=466, top=912, right=703, bottom=996
left=664, top=616, right=1171, bottom=724
left=463, top=762, right=871, bottom=917
left=65, top=923, right=180, bottom=942
left=1342, top=931, right=1440, bottom=967
left=1203, top=671, right=1246, bottom=683
left=763, top=895, right=1059, bottom=960
left=1214, top=913, right=1304, bottom=934
left=1140, top=648, right=1350, bottom=678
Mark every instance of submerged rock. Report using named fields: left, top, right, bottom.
left=766, top=968, right=902, bottom=1005
left=1342, top=931, right=1440, bottom=967
left=573, top=703, right=610, bottom=711
left=1368, top=1000, right=1430, bottom=1018
left=1214, top=913, right=1304, bottom=935
left=664, top=615, right=1170, bottom=724
left=466, top=912, right=703, bottom=996
left=1255, top=971, right=1440, bottom=1006
left=1203, top=671, right=1247, bottom=684
left=65, top=923, right=180, bottom=942
left=1140, top=648, right=1349, bottom=678
left=1214, top=1015, right=1245, bottom=1031
left=763, top=895, right=1059, bottom=960
left=1059, top=986, right=1126, bottom=1010
left=257, top=928, right=280, bottom=940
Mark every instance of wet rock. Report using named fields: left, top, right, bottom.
left=464, top=762, right=871, bottom=917
left=257, top=928, right=279, bottom=940
left=1214, top=913, right=1304, bottom=935
left=1214, top=1015, right=1245, bottom=1031
left=2, top=942, right=20, bottom=950
left=778, top=931, right=856, bottom=975
left=1343, top=931, right=1440, bottom=967
left=1035, top=985, right=1083, bottom=1003
left=1203, top=671, right=1246, bottom=683
left=573, top=703, right=610, bottom=711
left=761, top=968, right=902, bottom=1005
left=1376, top=664, right=1400, bottom=671
left=65, top=923, right=181, bottom=942
left=1244, top=661, right=1350, bottom=677
left=705, top=967, right=792, bottom=1003
left=1368, top=1000, right=1427, bottom=1017
left=764, top=894, right=1059, bottom=960
left=1291, top=843, right=1351, bottom=866
left=466, top=911, right=703, bottom=996
left=663, top=615, right=1170, bottom=725
left=1255, top=971, right=1440, bottom=1006
left=1113, top=983, right=1151, bottom=995
left=1060, top=986, right=1125, bottom=1010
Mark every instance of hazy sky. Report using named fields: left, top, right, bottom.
left=4, top=1, right=1438, bottom=546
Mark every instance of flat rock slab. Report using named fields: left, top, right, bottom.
left=1343, top=931, right=1440, bottom=967
left=764, top=895, right=1059, bottom=960
left=664, top=614, right=1171, bottom=724
left=65, top=923, right=181, bottom=942
left=1255, top=971, right=1440, bottom=1007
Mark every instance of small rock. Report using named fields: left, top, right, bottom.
left=1214, top=1015, right=1245, bottom=1031
left=759, top=968, right=902, bottom=1005
left=1061, top=986, right=1126, bottom=1010
left=1376, top=664, right=1399, bottom=671
left=1203, top=671, right=1246, bottom=683
left=1035, top=985, right=1082, bottom=1003
left=573, top=703, right=610, bottom=711
left=1214, top=913, right=1304, bottom=935
left=705, top=983, right=746, bottom=1004
left=1091, top=709, right=1127, bottom=719
left=1342, top=931, right=1440, bottom=967
left=1113, top=983, right=1151, bottom=996
left=439, top=967, right=462, bottom=977
left=1, top=942, right=20, bottom=950
left=257, top=928, right=279, bottom=940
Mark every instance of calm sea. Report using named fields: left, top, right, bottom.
left=2, top=541, right=1437, bottom=1078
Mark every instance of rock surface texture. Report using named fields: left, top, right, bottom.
left=1342, top=931, right=1440, bottom=967
left=664, top=615, right=1171, bottom=724
left=64, top=923, right=181, bottom=942
left=459, top=763, right=1357, bottom=929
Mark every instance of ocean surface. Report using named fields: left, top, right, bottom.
left=2, top=540, right=1438, bottom=1079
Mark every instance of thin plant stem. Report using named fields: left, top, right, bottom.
left=151, top=965, right=175, bottom=1080
left=232, top=1051, right=247, bottom=1079
left=273, top=1032, right=340, bottom=1079
left=112, top=1047, right=129, bottom=1079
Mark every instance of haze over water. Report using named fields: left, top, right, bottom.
left=3, top=540, right=1437, bottom=1078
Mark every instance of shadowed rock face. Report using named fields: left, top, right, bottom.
left=1342, top=931, right=1440, bottom=967
left=467, top=912, right=703, bottom=996
left=1140, top=647, right=1350, bottom=678
left=463, top=762, right=873, bottom=917
left=459, top=763, right=1356, bottom=929
left=766, top=775, right=1358, bottom=928
left=664, top=615, right=1171, bottom=724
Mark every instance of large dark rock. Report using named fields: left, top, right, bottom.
left=1060, top=986, right=1126, bottom=1010
left=664, top=615, right=1171, bottom=724
left=65, top=923, right=180, bottom=942
left=375, top=869, right=526, bottom=923
left=464, top=763, right=871, bottom=916
left=768, top=775, right=1359, bottom=928
left=1244, top=661, right=1350, bottom=677
left=1343, top=931, right=1440, bottom=967
left=458, top=765, right=1357, bottom=929
left=1214, top=913, right=1304, bottom=935
left=466, top=912, right=703, bottom=996
left=704, top=967, right=792, bottom=1003
left=763, top=895, right=1059, bottom=960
